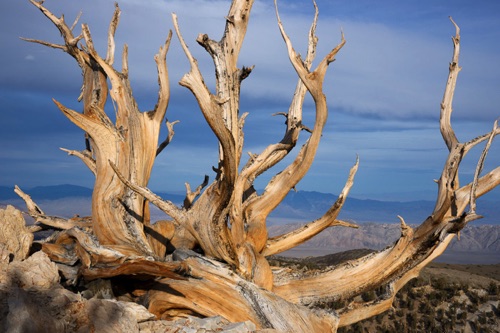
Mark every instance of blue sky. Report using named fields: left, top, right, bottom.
left=1, top=0, right=499, bottom=202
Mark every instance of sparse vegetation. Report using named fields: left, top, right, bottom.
left=487, top=281, right=499, bottom=296
left=273, top=254, right=500, bottom=333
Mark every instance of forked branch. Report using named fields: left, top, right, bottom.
left=262, top=158, right=359, bottom=256
left=156, top=119, right=179, bottom=156
left=20, top=1, right=500, bottom=331
left=60, top=147, right=97, bottom=175
left=184, top=175, right=209, bottom=209
left=14, top=186, right=91, bottom=230
left=109, top=161, right=186, bottom=224
left=245, top=0, right=345, bottom=220
left=272, top=20, right=499, bottom=324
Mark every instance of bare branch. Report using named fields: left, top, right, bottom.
left=14, top=186, right=91, bottom=230
left=62, top=227, right=134, bottom=265
left=60, top=147, right=97, bottom=175
left=37, top=216, right=92, bottom=230
left=156, top=119, right=179, bottom=156
left=432, top=21, right=499, bottom=221
left=53, top=99, right=117, bottom=149
left=272, top=112, right=288, bottom=119
left=81, top=24, right=126, bottom=106
left=463, top=125, right=500, bottom=155
left=470, top=120, right=498, bottom=213
left=171, top=14, right=198, bottom=72
left=122, top=44, right=129, bottom=76
left=397, top=215, right=414, bottom=238
left=69, top=11, right=82, bottom=31
left=455, top=166, right=500, bottom=215
left=109, top=161, right=186, bottom=224
left=262, top=157, right=359, bottom=256
left=82, top=258, right=184, bottom=281
left=150, top=30, right=173, bottom=124
left=260, top=0, right=342, bottom=185
left=232, top=2, right=346, bottom=260
left=105, top=3, right=120, bottom=65
left=433, top=112, right=499, bottom=221
left=27, top=0, right=86, bottom=62
left=14, top=185, right=44, bottom=216
left=274, top=0, right=345, bottom=88
left=28, top=0, right=71, bottom=38
left=440, top=17, right=461, bottom=151
left=184, top=175, right=209, bottom=209
left=80, top=22, right=95, bottom=50
left=19, top=37, right=66, bottom=51
left=240, top=0, right=320, bottom=180
left=337, top=247, right=436, bottom=327
left=172, top=14, right=236, bottom=182
left=306, top=0, right=319, bottom=68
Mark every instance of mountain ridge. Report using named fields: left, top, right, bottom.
left=1, top=184, right=498, bottom=225
left=1, top=184, right=498, bottom=264
left=268, top=222, right=500, bottom=264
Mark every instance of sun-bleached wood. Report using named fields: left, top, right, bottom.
left=14, top=1, right=499, bottom=332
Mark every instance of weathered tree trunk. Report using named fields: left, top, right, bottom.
left=13, top=1, right=500, bottom=332
left=22, top=1, right=176, bottom=259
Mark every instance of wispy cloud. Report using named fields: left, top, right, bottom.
left=1, top=0, right=499, bottom=201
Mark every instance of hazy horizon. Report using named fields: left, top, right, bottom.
left=2, top=183, right=498, bottom=226
left=1, top=0, right=499, bottom=203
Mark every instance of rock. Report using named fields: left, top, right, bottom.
left=84, top=298, right=141, bottom=333
left=0, top=205, right=33, bottom=261
left=3, top=287, right=71, bottom=333
left=0, top=251, right=70, bottom=332
left=0, top=244, right=11, bottom=264
left=6, top=251, right=60, bottom=290
left=0, top=209, right=268, bottom=333
left=81, top=279, right=115, bottom=300
left=107, top=300, right=155, bottom=323
left=2, top=287, right=151, bottom=333
left=0, top=244, right=11, bottom=285
left=223, top=321, right=259, bottom=332
left=138, top=315, right=258, bottom=332
left=0, top=249, right=157, bottom=333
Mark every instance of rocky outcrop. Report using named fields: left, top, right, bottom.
left=0, top=250, right=151, bottom=332
left=0, top=243, right=258, bottom=333
left=0, top=206, right=262, bottom=333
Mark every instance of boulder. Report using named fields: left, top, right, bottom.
left=0, top=205, right=33, bottom=261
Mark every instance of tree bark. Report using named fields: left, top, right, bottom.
left=23, top=1, right=178, bottom=259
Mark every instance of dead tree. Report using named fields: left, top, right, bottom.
left=16, top=0, right=499, bottom=331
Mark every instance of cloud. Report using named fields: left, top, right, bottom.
left=1, top=0, right=499, bottom=202
left=7, top=0, right=500, bottom=121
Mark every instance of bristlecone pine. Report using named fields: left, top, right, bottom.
left=12, top=0, right=500, bottom=331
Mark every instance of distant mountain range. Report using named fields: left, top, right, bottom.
left=1, top=184, right=498, bottom=264
left=269, top=190, right=498, bottom=225
left=1, top=184, right=498, bottom=225
left=0, top=184, right=93, bottom=201
left=0, top=184, right=185, bottom=204
left=268, top=223, right=500, bottom=264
